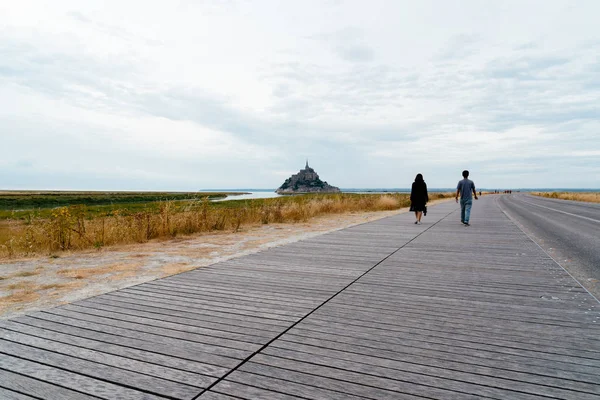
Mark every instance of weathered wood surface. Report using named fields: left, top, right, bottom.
left=1, top=197, right=599, bottom=399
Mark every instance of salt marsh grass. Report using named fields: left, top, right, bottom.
left=532, top=192, right=600, bottom=203
left=0, top=192, right=450, bottom=259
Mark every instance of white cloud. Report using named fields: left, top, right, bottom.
left=1, top=0, right=599, bottom=189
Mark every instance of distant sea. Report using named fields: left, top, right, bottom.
left=203, top=188, right=598, bottom=202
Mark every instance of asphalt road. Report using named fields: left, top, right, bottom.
left=497, top=193, right=600, bottom=299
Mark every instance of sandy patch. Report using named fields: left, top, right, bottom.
left=0, top=201, right=448, bottom=319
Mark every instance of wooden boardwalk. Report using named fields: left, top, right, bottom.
left=1, top=197, right=599, bottom=399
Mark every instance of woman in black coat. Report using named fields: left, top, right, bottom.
left=410, top=173, right=428, bottom=224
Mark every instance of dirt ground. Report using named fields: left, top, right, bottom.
left=1, top=204, right=444, bottom=319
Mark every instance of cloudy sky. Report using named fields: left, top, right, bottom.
left=1, top=0, right=599, bottom=190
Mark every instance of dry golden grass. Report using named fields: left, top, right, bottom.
left=374, top=195, right=400, bottom=210
left=0, top=193, right=451, bottom=259
left=532, top=192, right=600, bottom=203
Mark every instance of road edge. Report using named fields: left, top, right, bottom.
left=495, top=195, right=600, bottom=305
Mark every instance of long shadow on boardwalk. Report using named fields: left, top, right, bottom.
left=1, top=197, right=599, bottom=399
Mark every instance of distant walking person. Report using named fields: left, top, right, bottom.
left=456, top=170, right=478, bottom=226
left=410, top=173, right=429, bottom=224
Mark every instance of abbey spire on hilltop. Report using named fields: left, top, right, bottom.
left=276, top=161, right=340, bottom=194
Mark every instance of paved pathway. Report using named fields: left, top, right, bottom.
left=1, top=197, right=599, bottom=399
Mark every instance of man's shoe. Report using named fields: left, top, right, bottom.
left=464, top=222, right=470, bottom=226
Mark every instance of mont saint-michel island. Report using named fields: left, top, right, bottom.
left=276, top=161, right=341, bottom=194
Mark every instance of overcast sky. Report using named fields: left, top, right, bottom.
left=1, top=0, right=599, bottom=190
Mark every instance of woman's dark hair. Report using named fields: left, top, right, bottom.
left=415, top=173, right=424, bottom=182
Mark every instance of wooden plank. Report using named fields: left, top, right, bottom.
left=0, top=319, right=228, bottom=377
left=341, top=281, right=592, bottom=311
left=326, top=294, right=593, bottom=326
left=127, top=280, right=321, bottom=307
left=25, top=312, right=250, bottom=359
left=0, top=339, right=201, bottom=399
left=61, top=303, right=270, bottom=344
left=197, top=392, right=244, bottom=400
left=111, top=290, right=303, bottom=322
left=282, top=328, right=600, bottom=380
left=169, top=267, right=354, bottom=285
left=356, top=274, right=585, bottom=298
left=237, top=362, right=483, bottom=400
left=0, top=354, right=168, bottom=400
left=300, top=315, right=600, bottom=364
left=309, top=305, right=600, bottom=350
left=263, top=340, right=600, bottom=397
left=248, top=352, right=564, bottom=400
left=78, top=297, right=281, bottom=336
left=45, top=307, right=263, bottom=351
left=0, top=327, right=216, bottom=388
left=118, top=283, right=317, bottom=313
left=144, top=281, right=319, bottom=308
left=133, top=282, right=328, bottom=308
left=10, top=316, right=239, bottom=370
left=222, top=370, right=371, bottom=400
left=0, top=386, right=43, bottom=400
left=207, top=379, right=307, bottom=400
left=148, top=274, right=345, bottom=294
left=161, top=276, right=347, bottom=293
left=84, top=294, right=289, bottom=331
left=339, top=282, right=595, bottom=318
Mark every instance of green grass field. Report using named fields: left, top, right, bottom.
left=0, top=191, right=245, bottom=220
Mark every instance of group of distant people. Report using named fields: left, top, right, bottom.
left=409, top=170, right=477, bottom=226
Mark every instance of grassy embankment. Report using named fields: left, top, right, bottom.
left=532, top=192, right=600, bottom=203
left=0, top=191, right=451, bottom=259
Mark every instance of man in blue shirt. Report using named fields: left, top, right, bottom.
left=455, top=170, right=478, bottom=226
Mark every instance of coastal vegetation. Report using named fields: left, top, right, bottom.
left=0, top=191, right=238, bottom=219
left=0, top=192, right=450, bottom=259
left=532, top=192, right=600, bottom=203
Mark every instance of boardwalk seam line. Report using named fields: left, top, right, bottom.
left=194, top=208, right=456, bottom=398
left=496, top=196, right=600, bottom=305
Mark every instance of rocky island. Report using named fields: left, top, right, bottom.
left=276, top=161, right=341, bottom=194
